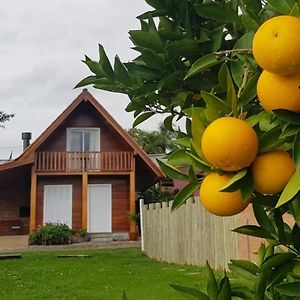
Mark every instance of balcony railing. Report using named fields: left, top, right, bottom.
left=35, top=151, right=133, bottom=173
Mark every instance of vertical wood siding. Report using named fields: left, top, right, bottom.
left=141, top=198, right=239, bottom=269
left=36, top=175, right=130, bottom=232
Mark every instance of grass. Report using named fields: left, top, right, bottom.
left=0, top=247, right=208, bottom=300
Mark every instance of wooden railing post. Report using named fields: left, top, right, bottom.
left=129, top=153, right=137, bottom=240
left=82, top=171, right=88, bottom=230
left=29, top=169, right=37, bottom=233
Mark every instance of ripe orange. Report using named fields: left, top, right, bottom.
left=199, top=172, right=249, bottom=216
left=252, top=15, right=300, bottom=75
left=251, top=150, right=295, bottom=195
left=201, top=117, right=258, bottom=171
left=257, top=70, right=300, bottom=113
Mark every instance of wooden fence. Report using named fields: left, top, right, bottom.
left=140, top=198, right=239, bottom=269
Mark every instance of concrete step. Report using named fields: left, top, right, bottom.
left=89, top=233, right=113, bottom=242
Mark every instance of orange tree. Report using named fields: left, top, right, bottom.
left=77, top=0, right=300, bottom=298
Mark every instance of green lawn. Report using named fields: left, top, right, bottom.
left=0, top=247, right=208, bottom=300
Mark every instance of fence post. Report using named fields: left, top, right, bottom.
left=139, top=198, right=145, bottom=251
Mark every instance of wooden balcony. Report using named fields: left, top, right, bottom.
left=34, top=151, right=133, bottom=173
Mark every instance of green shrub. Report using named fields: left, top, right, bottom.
left=29, top=223, right=73, bottom=245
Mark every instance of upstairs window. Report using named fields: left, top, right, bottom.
left=67, top=128, right=100, bottom=152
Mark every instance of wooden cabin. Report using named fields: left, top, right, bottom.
left=0, top=89, right=164, bottom=240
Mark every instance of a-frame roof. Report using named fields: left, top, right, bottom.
left=0, top=89, right=165, bottom=184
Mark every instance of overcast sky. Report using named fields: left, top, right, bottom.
left=0, top=0, right=166, bottom=158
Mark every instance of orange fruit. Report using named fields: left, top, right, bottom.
left=257, top=70, right=300, bottom=113
left=251, top=150, right=295, bottom=195
left=201, top=117, right=258, bottom=171
left=199, top=172, right=249, bottom=216
left=252, top=15, right=300, bottom=75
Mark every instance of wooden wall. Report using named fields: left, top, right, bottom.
left=36, top=176, right=82, bottom=230
left=39, top=102, right=131, bottom=152
left=0, top=167, right=30, bottom=235
left=36, top=175, right=130, bottom=232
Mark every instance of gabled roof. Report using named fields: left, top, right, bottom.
left=0, top=89, right=165, bottom=183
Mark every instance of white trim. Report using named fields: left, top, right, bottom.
left=43, top=185, right=73, bottom=227
left=87, top=184, right=112, bottom=233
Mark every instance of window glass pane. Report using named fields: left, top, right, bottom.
left=69, top=130, right=83, bottom=151
left=84, top=131, right=91, bottom=151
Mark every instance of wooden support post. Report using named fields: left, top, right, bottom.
left=82, top=171, right=88, bottom=230
left=129, top=156, right=137, bottom=240
left=29, top=170, right=37, bottom=233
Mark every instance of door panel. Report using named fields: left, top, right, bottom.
left=88, top=184, right=112, bottom=233
left=43, top=185, right=72, bottom=227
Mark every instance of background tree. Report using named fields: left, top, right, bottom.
left=0, top=111, right=14, bottom=128
left=78, top=0, right=300, bottom=298
left=128, top=124, right=178, bottom=154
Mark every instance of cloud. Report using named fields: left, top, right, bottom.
left=0, top=0, right=166, bottom=159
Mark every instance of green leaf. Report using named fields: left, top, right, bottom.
left=74, top=76, right=98, bottom=89
left=210, top=26, right=224, bottom=52
left=217, top=275, right=231, bottom=300
left=289, top=3, right=300, bottom=17
left=252, top=203, right=276, bottom=235
left=230, top=260, right=258, bottom=275
left=133, top=112, right=154, bottom=127
left=94, top=79, right=126, bottom=93
left=254, top=271, right=269, bottom=300
left=186, top=152, right=211, bottom=173
left=238, top=73, right=259, bottom=106
left=241, top=14, right=259, bottom=32
left=185, top=53, right=226, bottom=79
left=289, top=194, right=300, bottom=227
left=233, top=225, right=274, bottom=239
left=267, top=0, right=295, bottom=14
left=273, top=109, right=300, bottom=125
left=175, top=138, right=191, bottom=148
left=170, top=284, right=209, bottom=300
left=259, top=126, right=284, bottom=153
left=274, top=282, right=300, bottom=296
left=98, top=44, right=115, bottom=79
left=259, top=253, right=296, bottom=272
left=293, top=130, right=300, bottom=170
left=157, top=159, right=189, bottom=181
left=256, top=243, right=266, bottom=267
left=268, top=260, right=296, bottom=288
left=195, top=3, right=240, bottom=23
left=292, top=224, right=300, bottom=251
left=201, top=91, right=230, bottom=114
left=192, top=107, right=207, bottom=145
left=206, top=261, right=218, bottom=300
left=83, top=57, right=106, bottom=77
left=168, top=150, right=191, bottom=166
left=218, top=64, right=228, bottom=91
left=129, top=30, right=163, bottom=52
left=220, top=169, right=247, bottom=192
left=122, top=291, right=128, bottom=300
left=228, top=263, right=256, bottom=281
left=163, top=115, right=174, bottom=132
left=114, top=56, right=132, bottom=86
left=276, top=170, right=300, bottom=208
left=188, top=165, right=197, bottom=182
left=171, top=181, right=200, bottom=211
left=239, top=172, right=254, bottom=203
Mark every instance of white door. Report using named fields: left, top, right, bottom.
left=44, top=185, right=72, bottom=227
left=88, top=184, right=112, bottom=233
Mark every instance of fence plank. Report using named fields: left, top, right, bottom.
left=142, top=198, right=239, bottom=269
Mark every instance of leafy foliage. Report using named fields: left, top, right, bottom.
left=0, top=111, right=14, bottom=128
left=80, top=0, right=300, bottom=298
left=29, top=223, right=73, bottom=245
left=127, top=124, right=178, bottom=154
